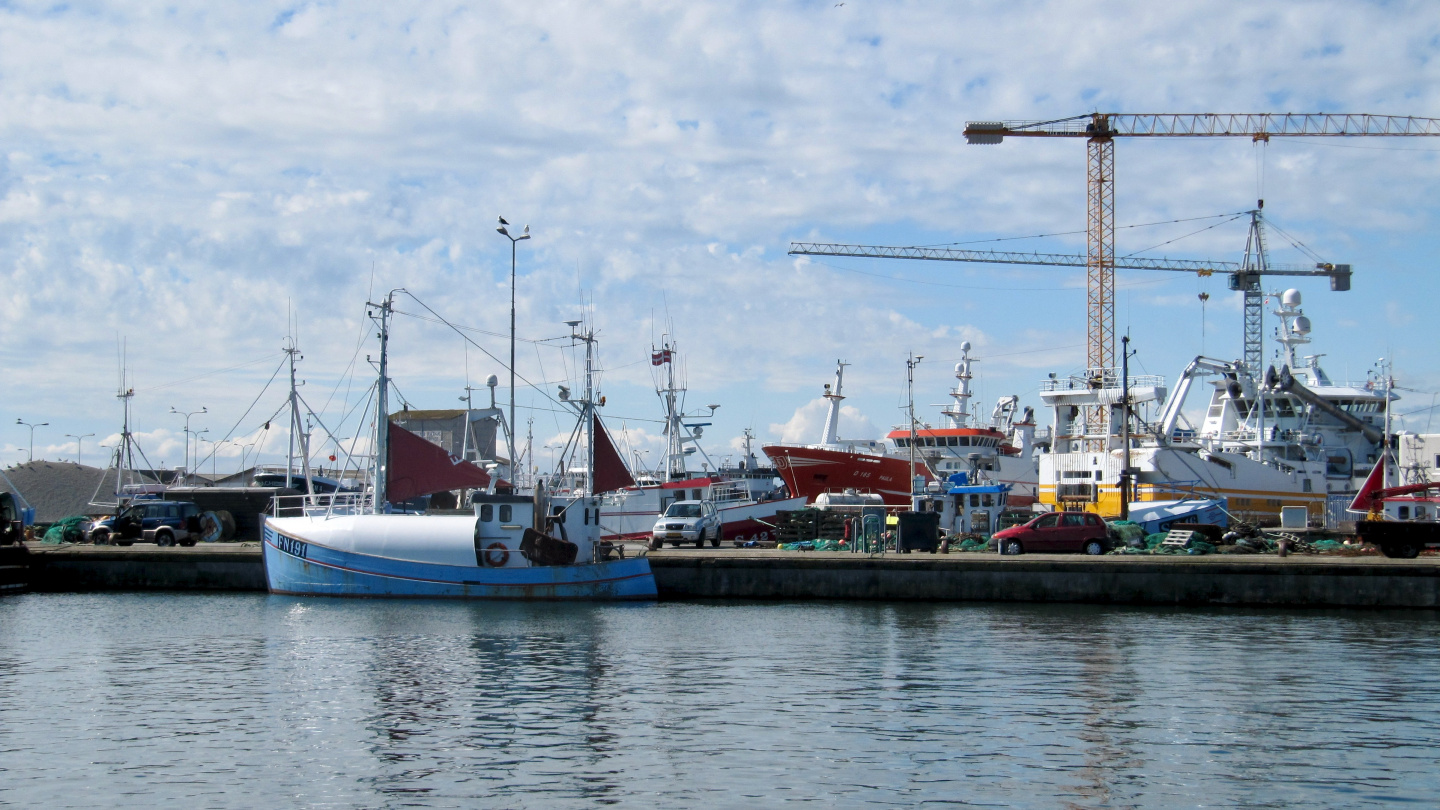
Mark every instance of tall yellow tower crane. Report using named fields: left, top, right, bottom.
left=960, top=113, right=1440, bottom=372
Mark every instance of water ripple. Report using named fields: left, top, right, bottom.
left=1, top=595, right=1437, bottom=808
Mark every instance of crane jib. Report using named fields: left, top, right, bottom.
left=963, top=113, right=1440, bottom=141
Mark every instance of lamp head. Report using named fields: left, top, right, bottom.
left=497, top=226, right=509, bottom=237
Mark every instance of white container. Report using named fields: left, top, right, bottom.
left=1280, top=506, right=1309, bottom=530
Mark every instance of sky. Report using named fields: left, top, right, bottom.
left=3, top=0, right=1440, bottom=477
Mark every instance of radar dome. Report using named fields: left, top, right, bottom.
left=486, top=374, right=499, bottom=387
left=1282, top=289, right=1302, bottom=307
left=960, top=340, right=972, bottom=353
left=954, top=363, right=965, bottom=374
left=1294, top=315, right=1312, bottom=335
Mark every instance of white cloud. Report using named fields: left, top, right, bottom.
left=769, top=399, right=878, bottom=444
left=1, top=1, right=1438, bottom=466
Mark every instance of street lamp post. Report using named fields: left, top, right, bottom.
left=496, top=216, right=530, bottom=483
left=16, top=419, right=48, bottom=463
left=65, top=433, right=95, bottom=467
left=169, top=406, right=207, bottom=475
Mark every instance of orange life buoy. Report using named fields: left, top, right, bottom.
left=483, top=542, right=509, bottom=567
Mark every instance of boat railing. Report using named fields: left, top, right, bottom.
left=708, top=480, right=753, bottom=504
left=1040, top=368, right=1166, bottom=392
left=269, top=491, right=374, bottom=518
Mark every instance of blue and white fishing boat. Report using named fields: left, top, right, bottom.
left=262, top=294, right=657, bottom=600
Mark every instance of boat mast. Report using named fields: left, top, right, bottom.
left=285, top=341, right=315, bottom=499
left=907, top=353, right=923, bottom=500
left=1241, top=205, right=1269, bottom=463
left=370, top=293, right=394, bottom=513
left=115, top=349, right=134, bottom=504
left=941, top=343, right=974, bottom=429
left=570, top=319, right=598, bottom=492
left=1381, top=356, right=1393, bottom=490
left=660, top=336, right=686, bottom=480
left=819, top=360, right=848, bottom=445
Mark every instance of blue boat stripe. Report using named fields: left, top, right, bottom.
left=262, top=533, right=652, bottom=589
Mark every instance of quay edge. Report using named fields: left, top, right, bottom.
left=645, top=550, right=1440, bottom=608
left=11, top=543, right=1440, bottom=608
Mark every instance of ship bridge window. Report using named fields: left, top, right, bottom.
left=499, top=504, right=512, bottom=522
left=480, top=504, right=494, bottom=522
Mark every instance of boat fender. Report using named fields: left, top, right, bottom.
left=483, top=542, right=510, bottom=567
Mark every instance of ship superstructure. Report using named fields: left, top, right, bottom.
left=1038, top=289, right=1391, bottom=524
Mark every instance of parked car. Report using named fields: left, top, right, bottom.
left=90, top=500, right=201, bottom=546
left=993, top=511, right=1111, bottom=555
left=651, top=500, right=722, bottom=549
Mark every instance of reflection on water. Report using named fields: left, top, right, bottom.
left=1, top=594, right=1438, bottom=808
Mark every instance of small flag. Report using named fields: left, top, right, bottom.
left=651, top=351, right=664, bottom=366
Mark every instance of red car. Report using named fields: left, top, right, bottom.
left=994, top=511, right=1111, bottom=555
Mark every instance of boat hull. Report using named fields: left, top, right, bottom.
left=262, top=522, right=657, bottom=600
left=766, top=444, right=1037, bottom=508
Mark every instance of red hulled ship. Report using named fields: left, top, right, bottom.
left=763, top=344, right=1041, bottom=508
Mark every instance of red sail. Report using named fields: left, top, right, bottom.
left=387, top=422, right=491, bottom=503
left=592, top=414, right=636, bottom=494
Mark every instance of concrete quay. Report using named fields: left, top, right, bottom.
left=10, top=542, right=1440, bottom=608
left=23, top=542, right=267, bottom=592
left=645, top=549, right=1440, bottom=608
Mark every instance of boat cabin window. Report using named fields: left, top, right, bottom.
left=1399, top=505, right=1410, bottom=520
left=665, top=503, right=704, bottom=518
left=551, top=505, right=566, bottom=523
left=480, top=504, right=493, bottom=522
left=1418, top=506, right=1429, bottom=520
left=499, top=504, right=512, bottom=522
left=982, top=493, right=994, bottom=507
left=692, top=489, right=703, bottom=501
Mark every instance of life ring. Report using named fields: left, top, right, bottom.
left=483, top=542, right=510, bottom=567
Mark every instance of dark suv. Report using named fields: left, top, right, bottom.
left=993, top=511, right=1111, bottom=555
left=91, top=500, right=201, bottom=546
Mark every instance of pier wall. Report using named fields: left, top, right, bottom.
left=27, top=546, right=267, bottom=592
left=647, top=552, right=1440, bottom=608
left=11, top=545, right=1440, bottom=608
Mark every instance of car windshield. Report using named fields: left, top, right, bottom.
left=665, top=503, right=703, bottom=518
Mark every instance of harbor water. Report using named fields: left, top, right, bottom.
left=2, top=595, right=1438, bottom=808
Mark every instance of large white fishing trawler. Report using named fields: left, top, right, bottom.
left=1037, top=289, right=1392, bottom=524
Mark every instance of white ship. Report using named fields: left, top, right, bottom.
left=1038, top=289, right=1392, bottom=524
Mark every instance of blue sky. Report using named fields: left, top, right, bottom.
left=3, top=1, right=1440, bottom=473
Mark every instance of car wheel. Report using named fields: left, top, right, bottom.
left=156, top=531, right=175, bottom=547
left=1084, top=540, right=1105, bottom=556
left=1002, top=539, right=1023, bottom=555
left=710, top=526, right=721, bottom=548
left=91, top=529, right=110, bottom=545
left=694, top=534, right=705, bottom=548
